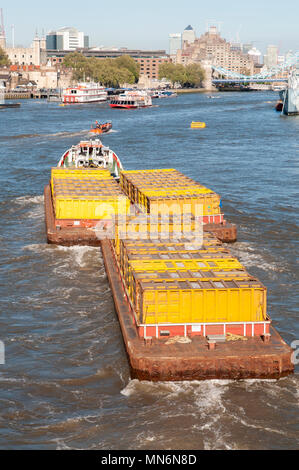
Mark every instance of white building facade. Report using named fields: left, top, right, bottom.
left=264, top=45, right=278, bottom=69
left=169, top=33, right=182, bottom=57
left=46, top=27, right=87, bottom=51
left=182, top=25, right=196, bottom=45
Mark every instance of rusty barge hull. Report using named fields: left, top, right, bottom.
left=44, top=184, right=237, bottom=246
left=101, top=239, right=294, bottom=382
left=45, top=184, right=294, bottom=381
left=44, top=184, right=102, bottom=246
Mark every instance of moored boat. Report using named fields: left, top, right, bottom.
left=280, top=65, right=299, bottom=116
left=0, top=102, right=21, bottom=108
left=151, top=90, right=177, bottom=99
left=62, top=82, right=108, bottom=104
left=110, top=90, right=152, bottom=109
left=275, top=100, right=283, bottom=112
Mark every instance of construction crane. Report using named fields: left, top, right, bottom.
left=0, top=8, right=6, bottom=47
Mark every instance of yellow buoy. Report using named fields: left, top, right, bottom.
left=191, top=121, right=206, bottom=129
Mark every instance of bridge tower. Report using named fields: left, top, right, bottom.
left=201, top=60, right=217, bottom=91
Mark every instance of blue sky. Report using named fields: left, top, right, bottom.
left=2, top=0, right=299, bottom=54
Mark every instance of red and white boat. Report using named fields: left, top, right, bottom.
left=62, top=82, right=108, bottom=104
left=58, top=139, right=123, bottom=179
left=110, top=90, right=152, bottom=109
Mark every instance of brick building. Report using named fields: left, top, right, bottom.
left=47, top=48, right=170, bottom=80
left=175, top=26, right=254, bottom=76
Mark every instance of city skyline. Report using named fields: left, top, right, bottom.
left=1, top=0, right=298, bottom=54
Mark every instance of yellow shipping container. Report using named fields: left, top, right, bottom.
left=120, top=250, right=233, bottom=280
left=131, top=271, right=254, bottom=314
left=120, top=169, right=221, bottom=217
left=51, top=167, right=112, bottom=185
left=124, top=257, right=245, bottom=297
left=54, top=195, right=130, bottom=220
left=120, top=243, right=229, bottom=269
left=135, top=278, right=267, bottom=324
left=146, top=194, right=220, bottom=217
left=113, top=230, right=221, bottom=256
left=120, top=234, right=221, bottom=248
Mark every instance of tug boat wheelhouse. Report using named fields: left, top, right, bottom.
left=110, top=91, right=152, bottom=109
left=62, top=83, right=108, bottom=104
left=58, top=139, right=123, bottom=179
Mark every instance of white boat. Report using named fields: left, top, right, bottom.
left=151, top=90, right=177, bottom=99
left=110, top=90, right=152, bottom=109
left=58, top=139, right=123, bottom=179
left=280, top=66, right=299, bottom=116
left=62, top=82, right=108, bottom=104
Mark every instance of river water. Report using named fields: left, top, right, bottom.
left=0, top=92, right=298, bottom=450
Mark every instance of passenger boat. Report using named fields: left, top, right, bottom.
left=110, top=91, right=152, bottom=109
left=62, top=82, right=108, bottom=104
left=0, top=102, right=21, bottom=108
left=89, top=121, right=112, bottom=135
left=58, top=139, right=123, bottom=179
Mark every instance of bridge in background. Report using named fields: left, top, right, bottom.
left=213, top=78, right=287, bottom=84
left=211, top=51, right=299, bottom=84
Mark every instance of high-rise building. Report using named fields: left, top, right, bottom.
left=277, top=55, right=285, bottom=65
left=230, top=42, right=242, bottom=52
left=175, top=26, right=254, bottom=75
left=248, top=47, right=262, bottom=64
left=46, top=27, right=88, bottom=51
left=242, top=43, right=253, bottom=54
left=169, top=33, right=182, bottom=56
left=264, top=45, right=278, bottom=68
left=182, top=25, right=196, bottom=45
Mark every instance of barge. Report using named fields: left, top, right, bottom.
left=101, top=239, right=293, bottom=381
left=45, top=143, right=237, bottom=245
left=44, top=149, right=294, bottom=381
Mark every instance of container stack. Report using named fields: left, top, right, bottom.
left=120, top=169, right=222, bottom=221
left=114, top=169, right=268, bottom=338
left=113, top=212, right=207, bottom=256
left=51, top=168, right=130, bottom=221
left=118, top=235, right=267, bottom=329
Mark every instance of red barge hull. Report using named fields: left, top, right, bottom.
left=44, top=184, right=294, bottom=381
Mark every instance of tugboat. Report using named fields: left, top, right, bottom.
left=44, top=138, right=125, bottom=246
left=58, top=138, right=123, bottom=179
left=89, top=121, right=112, bottom=135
